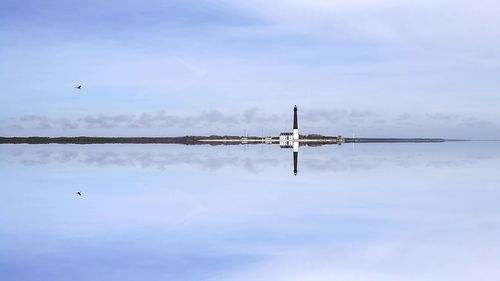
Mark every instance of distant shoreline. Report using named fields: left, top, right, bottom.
left=0, top=136, right=456, bottom=145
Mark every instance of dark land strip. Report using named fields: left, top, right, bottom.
left=0, top=136, right=455, bottom=145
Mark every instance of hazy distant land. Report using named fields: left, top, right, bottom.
left=0, top=135, right=453, bottom=145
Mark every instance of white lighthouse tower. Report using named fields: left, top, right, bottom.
left=278, top=105, right=300, bottom=175
left=293, top=105, right=299, bottom=141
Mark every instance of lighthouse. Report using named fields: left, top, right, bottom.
left=278, top=105, right=300, bottom=175
left=279, top=105, right=300, bottom=145
left=293, top=105, right=299, bottom=140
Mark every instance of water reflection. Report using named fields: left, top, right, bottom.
left=294, top=149, right=298, bottom=176
left=1, top=142, right=500, bottom=280
left=1, top=142, right=498, bottom=174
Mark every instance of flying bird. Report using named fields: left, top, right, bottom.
left=75, top=85, right=82, bottom=90
left=76, top=192, right=82, bottom=196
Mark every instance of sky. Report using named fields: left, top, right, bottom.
left=1, top=0, right=500, bottom=138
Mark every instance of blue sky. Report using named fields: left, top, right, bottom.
left=1, top=0, right=500, bottom=138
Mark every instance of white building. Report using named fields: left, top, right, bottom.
left=279, top=106, right=299, bottom=148
left=279, top=132, right=293, bottom=141
left=279, top=133, right=293, bottom=148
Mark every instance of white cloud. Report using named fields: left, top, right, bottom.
left=217, top=0, right=500, bottom=51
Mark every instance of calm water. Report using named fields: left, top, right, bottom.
left=1, top=142, right=500, bottom=281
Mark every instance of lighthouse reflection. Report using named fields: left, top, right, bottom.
left=293, top=142, right=298, bottom=176
left=280, top=140, right=299, bottom=176
left=279, top=105, right=299, bottom=176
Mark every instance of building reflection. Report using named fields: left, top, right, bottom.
left=280, top=105, right=300, bottom=176
left=279, top=140, right=299, bottom=176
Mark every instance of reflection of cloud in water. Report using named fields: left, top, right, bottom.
left=1, top=147, right=255, bottom=172
left=2, top=144, right=500, bottom=281
left=1, top=143, right=499, bottom=173
left=302, top=157, right=351, bottom=172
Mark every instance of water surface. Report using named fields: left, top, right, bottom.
left=1, top=142, right=499, bottom=280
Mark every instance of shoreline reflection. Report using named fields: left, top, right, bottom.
left=1, top=142, right=498, bottom=175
